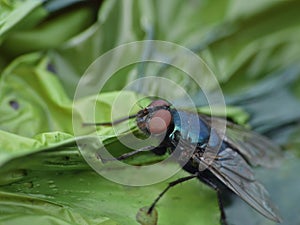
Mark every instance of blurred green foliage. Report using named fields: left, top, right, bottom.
left=0, top=1, right=299, bottom=225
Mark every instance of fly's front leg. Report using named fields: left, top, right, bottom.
left=97, top=145, right=165, bottom=163
left=116, top=145, right=157, bottom=160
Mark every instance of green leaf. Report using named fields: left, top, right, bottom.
left=0, top=192, right=117, bottom=225
left=1, top=5, right=97, bottom=58
left=0, top=151, right=220, bottom=225
left=0, top=53, right=73, bottom=137
left=0, top=130, right=73, bottom=167
left=0, top=0, right=46, bottom=38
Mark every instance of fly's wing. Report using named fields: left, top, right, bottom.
left=198, top=147, right=282, bottom=223
left=200, top=115, right=283, bottom=167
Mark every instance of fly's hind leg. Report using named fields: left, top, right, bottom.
left=198, top=176, right=228, bottom=225
left=192, top=155, right=229, bottom=225
left=217, top=191, right=228, bottom=225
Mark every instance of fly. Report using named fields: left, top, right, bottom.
left=83, top=100, right=282, bottom=225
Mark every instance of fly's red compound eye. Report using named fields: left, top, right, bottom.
left=148, top=109, right=171, bottom=134
left=146, top=100, right=171, bottom=134
left=149, top=100, right=170, bottom=107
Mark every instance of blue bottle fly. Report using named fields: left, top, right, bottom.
left=83, top=100, right=282, bottom=225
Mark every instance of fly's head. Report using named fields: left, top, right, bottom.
left=136, top=100, right=173, bottom=136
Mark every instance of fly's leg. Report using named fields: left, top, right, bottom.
left=200, top=180, right=228, bottom=225
left=147, top=173, right=199, bottom=214
left=217, top=191, right=228, bottom=225
left=192, top=155, right=229, bottom=225
left=98, top=146, right=164, bottom=162
left=116, top=145, right=156, bottom=160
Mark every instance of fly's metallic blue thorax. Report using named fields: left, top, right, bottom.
left=169, top=109, right=211, bottom=145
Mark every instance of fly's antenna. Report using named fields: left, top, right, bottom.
left=82, top=114, right=138, bottom=127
